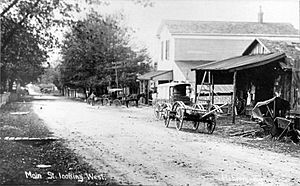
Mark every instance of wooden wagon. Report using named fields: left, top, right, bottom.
left=153, top=82, right=226, bottom=133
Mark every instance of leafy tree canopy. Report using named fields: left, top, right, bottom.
left=60, top=11, right=151, bottom=94
left=0, top=0, right=80, bottom=91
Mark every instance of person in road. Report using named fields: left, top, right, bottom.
left=88, top=92, right=96, bottom=106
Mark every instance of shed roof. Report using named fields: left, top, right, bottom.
left=192, top=52, right=286, bottom=72
left=158, top=20, right=299, bottom=36
left=138, top=70, right=172, bottom=80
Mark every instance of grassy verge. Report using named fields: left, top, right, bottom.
left=0, top=97, right=117, bottom=185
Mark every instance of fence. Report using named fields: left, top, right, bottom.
left=0, top=92, right=20, bottom=108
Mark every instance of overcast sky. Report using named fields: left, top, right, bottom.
left=51, top=0, right=300, bottom=63
left=91, top=0, right=299, bottom=57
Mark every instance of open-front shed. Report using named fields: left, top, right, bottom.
left=192, top=52, right=289, bottom=123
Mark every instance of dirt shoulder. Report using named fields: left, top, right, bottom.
left=214, top=116, right=300, bottom=158
left=0, top=96, right=116, bottom=185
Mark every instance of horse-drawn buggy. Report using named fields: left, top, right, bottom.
left=94, top=88, right=140, bottom=107
left=153, top=82, right=226, bottom=133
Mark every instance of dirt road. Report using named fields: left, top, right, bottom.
left=32, top=95, right=300, bottom=185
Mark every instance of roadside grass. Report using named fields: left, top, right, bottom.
left=0, top=97, right=117, bottom=185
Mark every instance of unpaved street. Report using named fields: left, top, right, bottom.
left=32, top=96, right=300, bottom=185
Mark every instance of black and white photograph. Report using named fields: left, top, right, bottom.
left=0, top=0, right=300, bottom=185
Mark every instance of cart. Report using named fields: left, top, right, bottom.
left=99, top=88, right=139, bottom=107
left=252, top=96, right=293, bottom=139
left=153, top=82, right=192, bottom=120
left=100, top=88, right=125, bottom=106
left=153, top=82, right=226, bottom=133
left=165, top=101, right=227, bottom=133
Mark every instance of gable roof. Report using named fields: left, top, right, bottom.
left=243, top=38, right=300, bottom=69
left=157, top=20, right=299, bottom=36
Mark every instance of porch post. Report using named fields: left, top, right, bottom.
left=147, top=80, right=151, bottom=105
left=208, top=71, right=211, bottom=102
left=194, top=70, right=198, bottom=103
left=232, top=71, right=237, bottom=124
left=212, top=72, right=214, bottom=105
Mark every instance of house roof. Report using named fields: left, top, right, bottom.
left=175, top=60, right=211, bottom=82
left=243, top=38, right=300, bottom=69
left=157, top=20, right=299, bottom=36
left=192, top=52, right=286, bottom=72
left=138, top=70, right=172, bottom=80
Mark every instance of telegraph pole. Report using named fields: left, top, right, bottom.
left=111, top=61, right=123, bottom=88
left=0, top=17, right=2, bottom=104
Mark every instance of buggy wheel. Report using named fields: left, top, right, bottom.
left=193, top=121, right=200, bottom=131
left=129, top=100, right=137, bottom=107
left=102, top=98, right=109, bottom=106
left=154, top=103, right=161, bottom=119
left=205, top=115, right=216, bottom=134
left=164, top=110, right=170, bottom=128
left=139, top=97, right=146, bottom=104
left=113, top=99, right=121, bottom=106
left=94, top=99, right=102, bottom=106
left=175, top=107, right=184, bottom=131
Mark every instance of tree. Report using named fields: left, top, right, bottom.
left=0, top=0, right=152, bottom=92
left=0, top=0, right=79, bottom=91
left=60, top=11, right=151, bottom=94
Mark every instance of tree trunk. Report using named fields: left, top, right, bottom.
left=8, top=79, right=14, bottom=92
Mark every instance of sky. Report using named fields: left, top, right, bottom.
left=50, top=0, right=300, bottom=63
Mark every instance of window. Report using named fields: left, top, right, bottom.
left=165, top=40, right=170, bottom=60
left=161, top=41, right=164, bottom=60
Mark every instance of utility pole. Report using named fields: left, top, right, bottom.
left=0, top=17, right=2, bottom=104
left=111, top=61, right=123, bottom=88
left=115, top=65, right=118, bottom=88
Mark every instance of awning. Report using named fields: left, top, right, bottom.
left=138, top=70, right=173, bottom=81
left=192, top=53, right=286, bottom=72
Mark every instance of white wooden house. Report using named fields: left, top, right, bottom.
left=138, top=12, right=299, bottom=103
left=156, top=20, right=299, bottom=87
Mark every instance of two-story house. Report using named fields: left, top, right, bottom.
left=138, top=10, right=299, bottom=103
left=157, top=19, right=298, bottom=85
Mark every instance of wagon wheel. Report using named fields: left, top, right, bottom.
left=113, top=99, right=121, bottom=106
left=205, top=114, right=216, bottom=134
left=193, top=121, right=200, bottom=131
left=164, top=110, right=170, bottom=128
left=175, top=107, right=184, bottom=131
left=94, top=98, right=101, bottom=105
left=154, top=103, right=161, bottom=119
left=102, top=98, right=109, bottom=106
